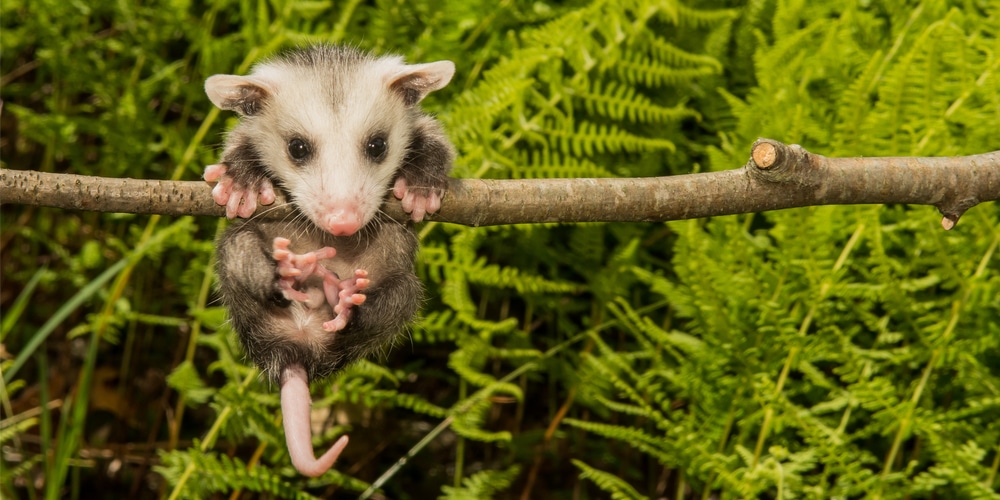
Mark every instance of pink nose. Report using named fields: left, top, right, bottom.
left=323, top=209, right=361, bottom=236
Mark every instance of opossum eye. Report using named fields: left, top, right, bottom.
left=287, top=138, right=311, bottom=162
left=366, top=136, right=387, bottom=162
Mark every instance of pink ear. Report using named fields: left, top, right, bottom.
left=387, top=60, right=456, bottom=106
left=205, top=74, right=274, bottom=116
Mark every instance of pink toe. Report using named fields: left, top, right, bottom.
left=225, top=192, right=243, bottom=219
left=204, top=164, right=226, bottom=183
left=258, top=179, right=276, bottom=205
left=427, top=192, right=441, bottom=213
left=323, top=317, right=347, bottom=332
left=211, top=180, right=232, bottom=206
left=411, top=203, right=427, bottom=222
left=393, top=178, right=408, bottom=199
left=238, top=195, right=257, bottom=218
left=401, top=191, right=416, bottom=212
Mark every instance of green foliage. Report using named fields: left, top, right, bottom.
left=438, top=465, right=521, bottom=499
left=573, top=459, right=650, bottom=500
left=156, top=445, right=368, bottom=498
left=2, top=0, right=999, bottom=499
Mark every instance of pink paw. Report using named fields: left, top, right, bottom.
left=323, top=270, right=369, bottom=332
left=271, top=238, right=368, bottom=332
left=393, top=177, right=442, bottom=223
left=204, top=164, right=276, bottom=219
left=273, top=237, right=336, bottom=303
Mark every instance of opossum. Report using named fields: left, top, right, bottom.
left=202, top=45, right=454, bottom=477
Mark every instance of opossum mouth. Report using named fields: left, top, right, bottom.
left=280, top=364, right=348, bottom=476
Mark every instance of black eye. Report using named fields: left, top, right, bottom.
left=366, top=136, right=387, bottom=161
left=288, top=138, right=310, bottom=161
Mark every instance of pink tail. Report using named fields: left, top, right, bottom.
left=280, top=364, right=349, bottom=477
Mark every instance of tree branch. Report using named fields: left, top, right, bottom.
left=3, top=139, right=998, bottom=229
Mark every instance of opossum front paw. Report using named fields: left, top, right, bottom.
left=272, top=237, right=338, bottom=304
left=323, top=270, right=369, bottom=332
left=204, top=163, right=276, bottom=219
left=393, top=177, right=443, bottom=223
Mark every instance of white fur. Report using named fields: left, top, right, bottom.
left=218, top=49, right=453, bottom=235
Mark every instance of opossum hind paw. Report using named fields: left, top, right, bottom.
left=322, top=269, right=369, bottom=332
left=273, top=237, right=339, bottom=304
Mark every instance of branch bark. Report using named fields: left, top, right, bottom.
left=3, top=139, right=998, bottom=229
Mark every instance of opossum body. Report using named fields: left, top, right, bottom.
left=204, top=45, right=455, bottom=477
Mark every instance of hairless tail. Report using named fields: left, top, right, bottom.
left=280, top=364, right=349, bottom=477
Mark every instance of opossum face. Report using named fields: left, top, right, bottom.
left=206, top=47, right=454, bottom=235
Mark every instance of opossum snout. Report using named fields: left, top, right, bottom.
left=320, top=206, right=362, bottom=236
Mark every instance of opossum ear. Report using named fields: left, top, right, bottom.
left=387, top=61, right=455, bottom=107
left=205, top=75, right=274, bottom=116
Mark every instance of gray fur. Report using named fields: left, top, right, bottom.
left=210, top=45, right=453, bottom=383
left=217, top=216, right=422, bottom=382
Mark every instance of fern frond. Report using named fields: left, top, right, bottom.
left=166, top=360, right=215, bottom=405
left=913, top=433, right=1000, bottom=500
left=385, top=392, right=449, bottom=418
left=210, top=382, right=284, bottom=447
left=0, top=417, right=38, bottom=445
left=571, top=79, right=700, bottom=124
left=157, top=447, right=367, bottom=499
left=511, top=148, right=615, bottom=178
left=450, top=397, right=513, bottom=443
left=563, top=418, right=676, bottom=466
left=439, top=465, right=521, bottom=499
left=448, top=337, right=523, bottom=398
left=615, top=51, right=718, bottom=87
left=572, top=459, right=649, bottom=500
left=544, top=119, right=676, bottom=156
left=412, top=309, right=463, bottom=344
left=637, top=31, right=724, bottom=71
left=446, top=228, right=580, bottom=295
left=671, top=2, right=738, bottom=28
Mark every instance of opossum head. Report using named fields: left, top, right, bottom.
left=205, top=45, right=454, bottom=236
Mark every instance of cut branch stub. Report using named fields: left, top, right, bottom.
left=751, top=139, right=780, bottom=169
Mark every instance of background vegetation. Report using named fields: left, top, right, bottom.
left=2, top=0, right=999, bottom=498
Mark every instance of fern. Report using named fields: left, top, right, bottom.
left=6, top=0, right=998, bottom=498
left=573, top=79, right=700, bottom=124
left=543, top=119, right=677, bottom=156
left=156, top=447, right=367, bottom=499
left=439, top=465, right=521, bottom=499
left=0, top=418, right=38, bottom=446
left=165, top=360, right=215, bottom=405
left=450, top=397, right=513, bottom=443
left=573, top=459, right=650, bottom=500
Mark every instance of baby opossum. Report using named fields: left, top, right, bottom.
left=202, top=45, right=454, bottom=477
